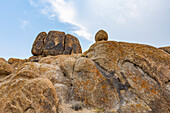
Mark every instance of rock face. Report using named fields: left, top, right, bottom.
left=0, top=31, right=170, bottom=113
left=81, top=41, right=170, bottom=112
left=31, top=31, right=82, bottom=56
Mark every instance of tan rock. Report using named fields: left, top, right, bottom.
left=95, top=30, right=108, bottom=42
left=17, top=62, right=70, bottom=86
left=39, top=56, right=58, bottom=64
left=8, top=58, right=27, bottom=69
left=0, top=60, right=13, bottom=79
left=0, top=58, right=6, bottom=62
left=82, top=41, right=170, bottom=112
left=31, top=32, right=47, bottom=55
left=0, top=70, right=59, bottom=113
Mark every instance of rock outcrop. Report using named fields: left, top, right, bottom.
left=81, top=41, right=170, bottom=112
left=31, top=31, right=82, bottom=56
left=0, top=30, right=169, bottom=113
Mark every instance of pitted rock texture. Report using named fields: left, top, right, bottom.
left=159, top=46, right=170, bottom=54
left=31, top=31, right=82, bottom=56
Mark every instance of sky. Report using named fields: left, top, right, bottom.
left=0, top=0, right=170, bottom=60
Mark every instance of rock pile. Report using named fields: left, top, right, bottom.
left=0, top=30, right=169, bottom=113
left=32, top=31, right=82, bottom=56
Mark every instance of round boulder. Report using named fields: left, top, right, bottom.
left=95, top=30, right=108, bottom=42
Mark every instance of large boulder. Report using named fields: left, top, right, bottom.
left=81, top=41, right=170, bottom=112
left=43, top=31, right=65, bottom=56
left=64, top=34, right=82, bottom=55
left=31, top=31, right=82, bottom=56
left=31, top=32, right=47, bottom=56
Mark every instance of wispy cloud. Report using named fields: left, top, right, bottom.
left=29, top=0, right=162, bottom=41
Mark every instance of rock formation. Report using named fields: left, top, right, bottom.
left=0, top=30, right=169, bottom=113
left=95, top=30, right=108, bottom=42
left=31, top=31, right=82, bottom=56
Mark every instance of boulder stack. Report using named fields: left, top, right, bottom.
left=31, top=31, right=82, bottom=56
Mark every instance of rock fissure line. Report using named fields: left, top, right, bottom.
left=63, top=35, right=66, bottom=52
left=94, top=62, right=128, bottom=103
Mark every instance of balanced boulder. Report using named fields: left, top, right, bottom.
left=95, top=29, right=108, bottom=42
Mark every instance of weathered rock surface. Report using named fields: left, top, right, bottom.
left=31, top=31, right=82, bottom=56
left=8, top=58, right=27, bottom=69
left=81, top=41, right=170, bottom=112
left=159, top=46, right=170, bottom=54
left=43, top=31, right=65, bottom=56
left=64, top=34, right=82, bottom=55
left=17, top=62, right=70, bottom=86
left=0, top=59, right=13, bottom=80
left=31, top=32, right=47, bottom=56
left=0, top=70, right=59, bottom=113
left=1, top=38, right=169, bottom=112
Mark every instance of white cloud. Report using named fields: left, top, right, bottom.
left=29, top=0, right=162, bottom=42
left=20, top=20, right=29, bottom=29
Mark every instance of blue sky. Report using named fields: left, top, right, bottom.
left=0, top=0, right=170, bottom=60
